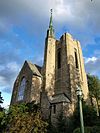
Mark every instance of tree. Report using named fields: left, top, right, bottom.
left=56, top=112, right=74, bottom=133
left=72, top=101, right=100, bottom=131
left=1, top=102, right=48, bottom=133
left=0, top=92, right=4, bottom=111
left=73, top=126, right=100, bottom=133
left=87, top=74, right=100, bottom=116
left=0, top=92, right=5, bottom=132
left=57, top=112, right=68, bottom=133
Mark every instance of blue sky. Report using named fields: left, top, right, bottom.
left=0, top=0, right=100, bottom=108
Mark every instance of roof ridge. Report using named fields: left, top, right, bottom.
left=26, top=61, right=42, bottom=77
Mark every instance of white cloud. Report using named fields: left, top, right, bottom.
left=0, top=76, right=6, bottom=86
left=0, top=0, right=100, bottom=30
left=0, top=61, right=20, bottom=93
left=0, top=0, right=100, bottom=47
left=7, top=62, right=20, bottom=72
left=85, top=56, right=100, bottom=77
left=1, top=91, right=11, bottom=108
left=84, top=57, right=97, bottom=63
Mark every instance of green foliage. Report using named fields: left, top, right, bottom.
left=0, top=92, right=4, bottom=111
left=56, top=112, right=74, bottom=133
left=73, top=101, right=100, bottom=130
left=1, top=102, right=48, bottom=133
left=0, top=92, right=4, bottom=132
left=87, top=74, right=100, bottom=116
left=91, top=126, right=100, bottom=133
left=57, top=112, right=67, bottom=133
left=47, top=123, right=58, bottom=133
left=0, top=92, right=3, bottom=104
left=73, top=127, right=90, bottom=133
left=87, top=74, right=100, bottom=99
left=73, top=126, right=100, bottom=133
left=0, top=110, right=6, bottom=132
left=82, top=102, right=98, bottom=126
left=47, top=112, right=74, bottom=133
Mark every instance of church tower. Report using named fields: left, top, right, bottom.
left=41, top=10, right=89, bottom=122
left=55, top=33, right=88, bottom=102
left=42, top=9, right=56, bottom=97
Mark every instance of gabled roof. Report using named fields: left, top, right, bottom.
left=51, top=93, right=71, bottom=104
left=26, top=61, right=42, bottom=77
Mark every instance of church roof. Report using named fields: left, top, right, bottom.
left=51, top=93, right=71, bottom=104
left=26, top=61, right=42, bottom=77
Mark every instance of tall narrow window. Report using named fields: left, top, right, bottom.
left=57, top=49, right=61, bottom=69
left=74, top=50, right=78, bottom=69
left=17, top=77, right=26, bottom=101
left=53, top=104, right=56, bottom=114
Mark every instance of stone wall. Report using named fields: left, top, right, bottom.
left=43, top=37, right=56, bottom=97
left=50, top=33, right=89, bottom=123
left=31, top=75, right=42, bottom=103
left=10, top=61, right=42, bottom=105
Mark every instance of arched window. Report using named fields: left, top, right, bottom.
left=17, top=77, right=26, bottom=101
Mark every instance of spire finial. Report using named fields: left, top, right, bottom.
left=50, top=9, right=52, bottom=16
left=49, top=9, right=53, bottom=28
left=47, top=9, right=54, bottom=38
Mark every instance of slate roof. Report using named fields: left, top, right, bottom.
left=26, top=61, right=42, bottom=77
left=51, top=93, right=71, bottom=104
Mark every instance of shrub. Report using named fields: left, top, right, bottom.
left=73, top=126, right=100, bottom=133
left=91, top=126, right=100, bottom=133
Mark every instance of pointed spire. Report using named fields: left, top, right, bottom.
left=47, top=9, right=54, bottom=38
left=49, top=9, right=53, bottom=28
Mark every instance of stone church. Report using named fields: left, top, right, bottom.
left=10, top=10, right=89, bottom=124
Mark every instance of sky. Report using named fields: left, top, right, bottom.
left=0, top=0, right=100, bottom=108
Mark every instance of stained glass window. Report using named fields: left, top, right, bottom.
left=17, top=77, right=26, bottom=101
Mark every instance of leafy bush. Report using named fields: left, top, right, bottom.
left=73, top=127, right=91, bottom=133
left=72, top=101, right=99, bottom=129
left=1, top=102, right=48, bottom=133
left=56, top=112, right=74, bottom=133
left=73, top=126, right=100, bottom=133
left=91, top=126, right=100, bottom=133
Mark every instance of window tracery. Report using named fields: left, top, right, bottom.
left=17, top=77, right=26, bottom=101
